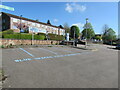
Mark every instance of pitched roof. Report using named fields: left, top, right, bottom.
left=2, top=12, right=64, bottom=29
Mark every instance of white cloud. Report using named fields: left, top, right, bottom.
left=72, top=22, right=84, bottom=29
left=53, top=19, right=59, bottom=23
left=65, top=3, right=73, bottom=13
left=65, top=3, right=86, bottom=13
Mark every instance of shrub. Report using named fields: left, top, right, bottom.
left=48, top=33, right=65, bottom=41
left=34, top=34, right=45, bottom=40
left=2, top=30, right=64, bottom=41
left=2, top=33, right=45, bottom=40
left=37, top=33, right=46, bottom=36
left=3, top=34, right=23, bottom=39
left=1, top=45, right=4, bottom=48
left=20, top=33, right=32, bottom=39
left=48, top=45, right=52, bottom=47
left=2, top=29, right=14, bottom=34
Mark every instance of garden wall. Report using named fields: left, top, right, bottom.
left=0, top=39, right=60, bottom=46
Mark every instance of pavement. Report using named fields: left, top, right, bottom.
left=1, top=44, right=118, bottom=88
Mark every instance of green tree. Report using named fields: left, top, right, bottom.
left=59, top=25, right=64, bottom=28
left=118, top=34, right=120, bottom=39
left=102, top=24, right=109, bottom=36
left=102, top=28, right=116, bottom=43
left=82, top=23, right=95, bottom=39
left=63, top=23, right=70, bottom=34
left=36, top=19, right=39, bottom=22
left=70, top=25, right=80, bottom=39
left=47, top=20, right=51, bottom=25
left=94, top=36, right=102, bottom=41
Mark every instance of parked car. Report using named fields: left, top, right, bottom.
left=116, top=44, right=120, bottom=49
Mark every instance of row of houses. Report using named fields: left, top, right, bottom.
left=0, top=12, right=65, bottom=35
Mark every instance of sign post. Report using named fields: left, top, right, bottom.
left=66, top=33, right=69, bottom=41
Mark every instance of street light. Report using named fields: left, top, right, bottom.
left=32, top=30, right=34, bottom=45
left=46, top=31, right=49, bottom=40
left=85, top=18, right=88, bottom=48
left=73, top=27, right=76, bottom=47
left=19, top=15, right=22, bottom=40
left=20, top=15, right=22, bottom=32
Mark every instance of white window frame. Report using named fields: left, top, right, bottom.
left=32, top=23, right=36, bottom=26
left=13, top=18, right=18, bottom=23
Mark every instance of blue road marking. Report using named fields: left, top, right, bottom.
left=39, top=48, right=58, bottom=55
left=14, top=52, right=91, bottom=63
left=19, top=48, right=34, bottom=57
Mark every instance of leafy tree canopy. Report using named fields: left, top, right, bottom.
left=59, top=25, right=64, bottom=29
left=94, top=36, right=102, bottom=40
left=63, top=23, right=70, bottom=34
left=36, top=19, right=39, bottom=22
left=47, top=20, right=51, bottom=25
left=82, top=23, right=95, bottom=39
left=70, top=25, right=80, bottom=39
left=102, top=28, right=116, bottom=42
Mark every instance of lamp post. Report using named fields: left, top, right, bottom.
left=72, top=27, right=76, bottom=47
left=20, top=15, right=22, bottom=32
left=46, top=31, right=49, bottom=40
left=58, top=27, right=60, bottom=35
left=32, top=31, right=34, bottom=45
left=73, top=29, right=75, bottom=47
left=19, top=15, right=22, bottom=40
left=85, top=18, right=88, bottom=48
left=111, top=36, right=113, bottom=46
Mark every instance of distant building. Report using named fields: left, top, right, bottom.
left=1, top=12, right=65, bottom=35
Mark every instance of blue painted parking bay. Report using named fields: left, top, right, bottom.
left=3, top=47, right=92, bottom=63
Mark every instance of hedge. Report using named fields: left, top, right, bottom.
left=1, top=29, right=65, bottom=41
left=2, top=33, right=45, bottom=40
left=2, top=29, right=14, bottom=34
left=34, top=34, right=45, bottom=40
left=48, top=33, right=65, bottom=41
left=37, top=33, right=46, bottom=36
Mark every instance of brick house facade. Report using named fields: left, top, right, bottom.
left=1, top=12, right=65, bottom=36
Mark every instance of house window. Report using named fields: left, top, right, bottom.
left=13, top=18, right=18, bottom=22
left=37, top=24, right=40, bottom=27
left=28, top=22, right=31, bottom=24
left=3, top=19, right=5, bottom=23
left=32, top=23, right=35, bottom=26
left=22, top=20, right=25, bottom=23
left=3, top=26, right=6, bottom=29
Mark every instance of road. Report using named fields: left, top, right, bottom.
left=2, top=44, right=118, bottom=88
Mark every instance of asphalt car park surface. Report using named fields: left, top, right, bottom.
left=2, top=44, right=118, bottom=88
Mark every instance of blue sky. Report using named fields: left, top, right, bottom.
left=2, top=2, right=118, bottom=35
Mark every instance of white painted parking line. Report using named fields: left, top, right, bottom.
left=19, top=48, right=34, bottom=57
left=38, top=48, right=58, bottom=55
left=14, top=52, right=92, bottom=62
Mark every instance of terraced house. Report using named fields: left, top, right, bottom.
left=1, top=12, right=65, bottom=35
